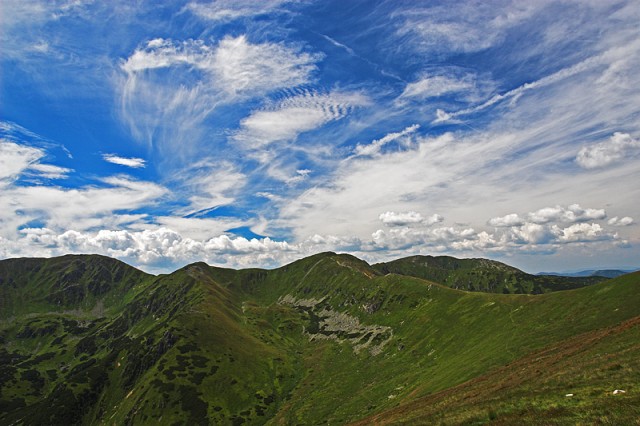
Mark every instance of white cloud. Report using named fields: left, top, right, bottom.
left=435, top=53, right=603, bottom=123
left=608, top=216, right=634, bottom=227
left=378, top=211, right=443, bottom=227
left=0, top=139, right=44, bottom=183
left=234, top=89, right=368, bottom=147
left=510, top=223, right=555, bottom=245
left=121, top=36, right=320, bottom=93
left=9, top=226, right=299, bottom=270
left=119, top=36, right=322, bottom=153
left=103, top=154, right=146, bottom=168
left=27, top=163, right=73, bottom=179
left=400, top=75, right=474, bottom=100
left=285, top=169, right=311, bottom=186
left=527, top=204, right=606, bottom=224
left=168, top=161, right=246, bottom=216
left=488, top=213, right=525, bottom=227
left=354, top=124, right=419, bottom=157
left=0, top=139, right=72, bottom=182
left=576, top=132, right=640, bottom=169
left=395, top=2, right=540, bottom=55
left=185, top=0, right=295, bottom=22
left=379, top=211, right=423, bottom=226
left=0, top=176, right=167, bottom=238
left=211, top=36, right=321, bottom=96
left=554, top=222, right=609, bottom=243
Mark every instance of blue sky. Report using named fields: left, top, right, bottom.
left=1, top=0, right=639, bottom=273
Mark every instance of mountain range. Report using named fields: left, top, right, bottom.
left=1, top=253, right=638, bottom=425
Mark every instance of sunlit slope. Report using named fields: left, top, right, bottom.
left=1, top=253, right=638, bottom=425
left=352, top=278, right=640, bottom=425
left=202, top=253, right=639, bottom=423
left=373, top=254, right=606, bottom=294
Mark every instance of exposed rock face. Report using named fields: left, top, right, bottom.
left=278, top=295, right=393, bottom=356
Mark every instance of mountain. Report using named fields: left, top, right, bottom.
left=373, top=255, right=607, bottom=294
left=539, top=269, right=637, bottom=278
left=1, top=252, right=638, bottom=425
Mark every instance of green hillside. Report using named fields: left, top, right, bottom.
left=373, top=255, right=606, bottom=294
left=0, top=253, right=638, bottom=425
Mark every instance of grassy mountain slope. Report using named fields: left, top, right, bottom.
left=373, top=255, right=606, bottom=294
left=0, top=254, right=151, bottom=318
left=1, top=253, right=639, bottom=425
left=353, top=277, right=640, bottom=424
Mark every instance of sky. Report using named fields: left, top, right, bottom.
left=1, top=0, right=639, bottom=274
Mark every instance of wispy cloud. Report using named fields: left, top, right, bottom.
left=185, top=0, right=296, bottom=22
left=0, top=140, right=44, bottom=183
left=394, top=1, right=540, bottom=55
left=320, top=34, right=356, bottom=56
left=234, top=89, right=369, bottom=148
left=400, top=74, right=475, bottom=100
left=26, top=163, right=73, bottom=179
left=118, top=36, right=323, bottom=157
left=103, top=154, right=146, bottom=168
left=2, top=1, right=639, bottom=273
left=1, top=175, right=166, bottom=238
left=0, top=138, right=72, bottom=183
left=354, top=124, right=419, bottom=157
left=169, top=160, right=246, bottom=216
left=434, top=53, right=603, bottom=123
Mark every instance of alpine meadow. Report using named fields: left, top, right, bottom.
left=1, top=1, right=640, bottom=425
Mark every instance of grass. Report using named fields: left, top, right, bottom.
left=0, top=252, right=638, bottom=425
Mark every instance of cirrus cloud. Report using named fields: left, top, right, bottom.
left=103, top=154, right=146, bottom=168
left=234, top=89, right=369, bottom=148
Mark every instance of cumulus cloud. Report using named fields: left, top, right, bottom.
left=608, top=216, right=634, bottom=226
left=17, top=227, right=293, bottom=266
left=488, top=213, right=525, bottom=227
left=234, top=89, right=368, bottom=147
left=527, top=204, right=606, bottom=224
left=510, top=223, right=555, bottom=244
left=367, top=201, right=627, bottom=257
left=379, top=211, right=423, bottom=226
left=103, top=154, right=146, bottom=168
left=488, top=205, right=616, bottom=247
left=553, top=223, right=609, bottom=243
left=371, top=225, right=482, bottom=251
left=378, top=211, right=443, bottom=227
left=8, top=226, right=363, bottom=271
left=576, top=132, right=640, bottom=169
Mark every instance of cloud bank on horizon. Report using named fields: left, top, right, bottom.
left=1, top=0, right=639, bottom=273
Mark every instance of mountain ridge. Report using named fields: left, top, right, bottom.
left=373, top=254, right=607, bottom=294
left=1, top=253, right=638, bottom=424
